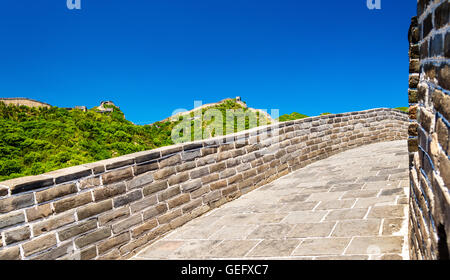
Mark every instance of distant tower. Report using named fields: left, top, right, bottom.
left=236, top=96, right=241, bottom=102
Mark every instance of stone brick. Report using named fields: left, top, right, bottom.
left=131, top=218, right=158, bottom=238
left=80, top=246, right=97, bottom=260
left=143, top=203, right=168, bottom=220
left=176, top=161, right=196, bottom=173
left=434, top=1, right=449, bottom=29
left=77, top=199, right=113, bottom=220
left=181, top=150, right=202, bottom=162
left=97, top=232, right=130, bottom=255
left=430, top=34, right=443, bottom=57
left=4, top=225, right=31, bottom=245
left=168, top=172, right=189, bottom=186
left=203, top=190, right=221, bottom=204
left=181, top=179, right=202, bottom=193
left=220, top=169, right=236, bottom=179
left=53, top=192, right=92, bottom=214
left=97, top=248, right=121, bottom=260
left=436, top=117, right=449, bottom=152
left=33, top=212, right=75, bottom=236
left=153, top=167, right=176, bottom=181
left=0, top=193, right=34, bottom=214
left=143, top=180, right=168, bottom=196
left=210, top=179, right=228, bottom=190
left=0, top=186, right=7, bottom=197
left=101, top=167, right=133, bottom=185
left=98, top=207, right=130, bottom=226
left=75, top=227, right=111, bottom=248
left=191, top=186, right=210, bottom=199
left=133, top=160, right=159, bottom=175
left=0, top=246, right=20, bottom=260
left=159, top=154, right=181, bottom=168
left=130, top=195, right=158, bottom=213
left=93, top=182, right=126, bottom=201
left=113, top=190, right=143, bottom=208
left=190, top=167, right=209, bottom=179
left=167, top=194, right=190, bottom=209
left=432, top=89, right=450, bottom=121
left=58, top=219, right=98, bottom=241
left=157, top=209, right=182, bottom=225
left=201, top=173, right=219, bottom=185
left=438, top=152, right=450, bottom=187
left=112, top=214, right=142, bottom=234
left=0, top=211, right=25, bottom=230
left=182, top=198, right=202, bottom=214
left=79, top=176, right=101, bottom=190
left=409, top=75, right=419, bottom=88
left=169, top=213, right=193, bottom=229
left=31, top=241, right=73, bottom=260
left=158, top=186, right=181, bottom=202
left=22, top=233, right=57, bottom=257
left=35, top=183, right=77, bottom=203
left=408, top=122, right=419, bottom=137
left=1, top=176, right=54, bottom=195
left=210, top=162, right=226, bottom=173
left=127, top=173, right=153, bottom=190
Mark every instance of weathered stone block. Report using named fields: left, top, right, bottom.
left=98, top=207, right=130, bottom=226
left=130, top=195, right=158, bottom=213
left=22, top=233, right=57, bottom=257
left=53, top=192, right=92, bottom=214
left=97, top=232, right=130, bottom=255
left=58, top=219, right=98, bottom=241
left=181, top=179, right=202, bottom=193
left=79, top=176, right=101, bottom=190
left=32, top=211, right=75, bottom=236
left=101, top=167, right=133, bottom=185
left=127, top=173, right=153, bottom=190
left=131, top=218, right=158, bottom=238
left=93, top=182, right=126, bottom=201
left=157, top=209, right=182, bottom=225
left=167, top=193, right=190, bottom=209
left=0, top=193, right=34, bottom=214
left=159, top=154, right=181, bottom=168
left=77, top=200, right=113, bottom=220
left=143, top=180, right=168, bottom=196
left=0, top=246, right=20, bottom=260
left=190, top=167, right=210, bottom=179
left=4, top=225, right=31, bottom=245
left=168, top=172, right=189, bottom=186
left=112, top=214, right=142, bottom=234
left=75, top=227, right=111, bottom=248
left=143, top=203, right=168, bottom=220
left=0, top=211, right=25, bottom=230
left=152, top=167, right=176, bottom=181
left=113, top=190, right=143, bottom=208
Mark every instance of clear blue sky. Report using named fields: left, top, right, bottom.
left=0, top=0, right=416, bottom=124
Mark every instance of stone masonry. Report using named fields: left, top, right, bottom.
left=0, top=108, right=408, bottom=260
left=133, top=141, right=409, bottom=260
left=408, top=0, right=450, bottom=260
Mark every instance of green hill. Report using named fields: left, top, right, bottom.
left=0, top=99, right=268, bottom=181
left=278, top=112, right=309, bottom=122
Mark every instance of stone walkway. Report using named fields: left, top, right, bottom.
left=133, top=141, right=409, bottom=260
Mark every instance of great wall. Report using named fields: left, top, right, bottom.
left=0, top=0, right=448, bottom=260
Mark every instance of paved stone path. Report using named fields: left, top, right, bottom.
left=133, top=141, right=409, bottom=260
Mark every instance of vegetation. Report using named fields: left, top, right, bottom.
left=394, top=107, right=409, bottom=113
left=278, top=112, right=309, bottom=122
left=0, top=99, right=267, bottom=181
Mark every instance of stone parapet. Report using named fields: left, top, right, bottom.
left=0, top=108, right=408, bottom=260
